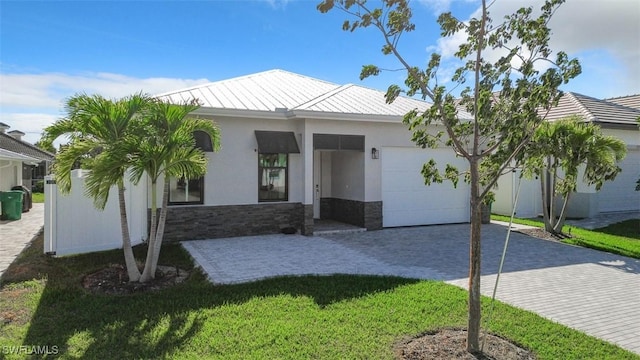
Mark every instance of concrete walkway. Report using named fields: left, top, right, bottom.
left=183, top=223, right=640, bottom=355
left=0, top=203, right=44, bottom=281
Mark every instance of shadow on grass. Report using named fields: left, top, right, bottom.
left=5, top=234, right=419, bottom=358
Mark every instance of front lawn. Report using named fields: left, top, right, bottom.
left=1, top=234, right=637, bottom=359
left=491, top=215, right=640, bottom=259
left=30, top=192, right=44, bottom=203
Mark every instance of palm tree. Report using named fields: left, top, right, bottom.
left=128, top=99, right=220, bottom=282
left=41, top=93, right=152, bottom=282
left=524, top=117, right=626, bottom=234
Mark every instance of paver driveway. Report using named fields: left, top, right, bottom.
left=182, top=223, right=640, bottom=355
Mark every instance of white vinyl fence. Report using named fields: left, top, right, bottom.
left=492, top=168, right=542, bottom=219
left=44, top=169, right=148, bottom=257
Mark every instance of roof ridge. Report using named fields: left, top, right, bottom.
left=572, top=91, right=640, bottom=114
left=604, top=94, right=640, bottom=100
left=293, top=84, right=352, bottom=110
left=564, top=92, right=597, bottom=122
left=154, top=69, right=340, bottom=99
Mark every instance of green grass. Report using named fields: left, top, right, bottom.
left=491, top=215, right=640, bottom=258
left=31, top=192, right=44, bottom=203
left=1, top=234, right=637, bottom=360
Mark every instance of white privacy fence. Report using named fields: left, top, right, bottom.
left=44, top=169, right=148, bottom=257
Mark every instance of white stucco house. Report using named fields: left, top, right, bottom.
left=150, top=69, right=475, bottom=241
left=493, top=92, right=640, bottom=219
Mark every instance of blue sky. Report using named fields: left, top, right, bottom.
left=1, top=0, right=639, bottom=144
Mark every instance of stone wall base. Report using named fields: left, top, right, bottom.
left=319, top=198, right=382, bottom=230
left=157, top=203, right=309, bottom=242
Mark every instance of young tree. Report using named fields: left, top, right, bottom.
left=522, top=116, right=626, bottom=234
left=318, top=0, right=581, bottom=353
left=128, top=99, right=221, bottom=282
left=41, top=93, right=152, bottom=282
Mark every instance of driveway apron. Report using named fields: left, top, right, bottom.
left=182, top=223, right=640, bottom=355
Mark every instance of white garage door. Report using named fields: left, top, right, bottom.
left=598, top=149, right=640, bottom=212
left=382, top=147, right=470, bottom=227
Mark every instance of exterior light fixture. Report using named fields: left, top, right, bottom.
left=371, top=147, right=379, bottom=159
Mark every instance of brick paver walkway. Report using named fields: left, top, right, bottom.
left=0, top=203, right=44, bottom=281
left=183, top=223, right=640, bottom=355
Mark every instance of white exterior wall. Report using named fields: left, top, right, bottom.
left=44, top=169, right=147, bottom=257
left=301, top=118, right=422, bottom=203
left=193, top=116, right=464, bottom=212
left=0, top=160, right=21, bottom=191
left=330, top=151, right=364, bottom=200
left=494, top=127, right=640, bottom=218
left=150, top=116, right=306, bottom=208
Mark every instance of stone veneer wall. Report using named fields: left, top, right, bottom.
left=319, top=197, right=382, bottom=230
left=158, top=203, right=306, bottom=242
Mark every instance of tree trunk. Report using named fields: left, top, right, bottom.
left=467, top=159, right=482, bottom=353
left=549, top=159, right=558, bottom=232
left=118, top=183, right=140, bottom=282
left=540, top=172, right=551, bottom=232
left=553, top=192, right=571, bottom=234
left=149, top=179, right=170, bottom=275
left=140, top=180, right=159, bottom=283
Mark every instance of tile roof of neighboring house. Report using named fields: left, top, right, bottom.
left=156, top=69, right=472, bottom=120
left=0, top=132, right=54, bottom=162
left=543, top=92, right=640, bottom=127
left=605, top=94, right=640, bottom=111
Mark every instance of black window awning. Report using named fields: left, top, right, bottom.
left=255, top=131, right=300, bottom=154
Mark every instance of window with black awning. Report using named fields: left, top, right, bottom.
left=255, top=131, right=300, bottom=154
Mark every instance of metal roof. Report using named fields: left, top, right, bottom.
left=156, top=69, right=338, bottom=112
left=544, top=92, right=640, bottom=127
left=155, top=69, right=447, bottom=120
left=605, top=94, right=640, bottom=111
left=0, top=132, right=55, bottom=162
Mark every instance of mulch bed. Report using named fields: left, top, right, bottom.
left=396, top=329, right=536, bottom=360
left=82, top=264, right=189, bottom=295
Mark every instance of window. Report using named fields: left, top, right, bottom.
left=169, top=176, right=204, bottom=205
left=168, top=131, right=211, bottom=205
left=258, top=153, right=288, bottom=202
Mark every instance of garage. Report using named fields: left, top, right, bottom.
left=598, top=149, right=640, bottom=212
left=381, top=147, right=470, bottom=227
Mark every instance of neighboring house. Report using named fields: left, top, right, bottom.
left=0, top=123, right=54, bottom=192
left=153, top=69, right=474, bottom=241
left=605, top=94, right=640, bottom=110
left=493, top=92, right=640, bottom=218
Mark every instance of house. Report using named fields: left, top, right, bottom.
left=492, top=92, right=640, bottom=218
left=153, top=69, right=474, bottom=241
left=0, top=123, right=54, bottom=192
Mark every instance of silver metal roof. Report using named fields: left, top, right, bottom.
left=155, top=69, right=440, bottom=119
left=544, top=92, right=640, bottom=127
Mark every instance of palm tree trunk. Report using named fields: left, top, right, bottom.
left=118, top=183, right=140, bottom=282
left=553, top=192, right=572, bottom=234
left=140, top=180, right=159, bottom=282
left=540, top=171, right=551, bottom=232
left=149, top=178, right=170, bottom=274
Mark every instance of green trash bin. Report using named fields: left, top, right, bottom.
left=0, top=190, right=24, bottom=220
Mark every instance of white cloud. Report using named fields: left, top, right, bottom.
left=427, top=0, right=640, bottom=97
left=0, top=72, right=210, bottom=109
left=0, top=71, right=211, bottom=144
left=418, top=0, right=478, bottom=16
